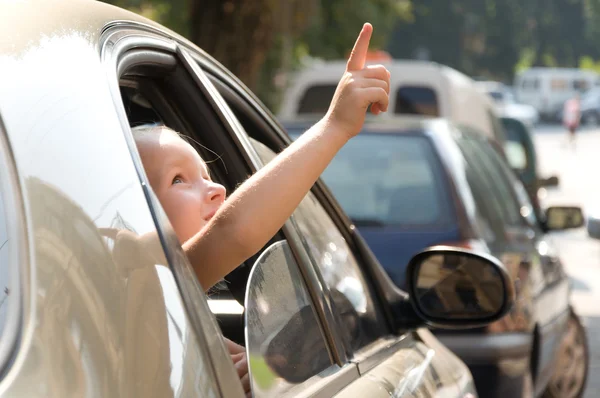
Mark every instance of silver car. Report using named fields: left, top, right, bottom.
left=0, top=1, right=515, bottom=396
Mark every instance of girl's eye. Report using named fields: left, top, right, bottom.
left=172, top=175, right=184, bottom=185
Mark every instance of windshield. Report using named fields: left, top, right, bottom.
left=288, top=130, right=454, bottom=228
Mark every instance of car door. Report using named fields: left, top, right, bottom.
left=202, top=65, right=477, bottom=396
left=465, top=137, right=570, bottom=387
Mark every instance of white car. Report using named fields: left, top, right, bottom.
left=475, top=81, right=539, bottom=127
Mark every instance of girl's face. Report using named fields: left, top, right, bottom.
left=136, top=128, right=226, bottom=243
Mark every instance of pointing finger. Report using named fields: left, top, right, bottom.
left=347, top=23, right=373, bottom=71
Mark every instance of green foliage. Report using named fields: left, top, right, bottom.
left=102, top=0, right=600, bottom=106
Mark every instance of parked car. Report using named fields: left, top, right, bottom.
left=0, top=1, right=518, bottom=397
left=475, top=81, right=539, bottom=127
left=287, top=119, right=589, bottom=398
left=514, top=67, right=599, bottom=121
left=579, top=87, right=600, bottom=126
left=279, top=59, right=506, bottom=143
left=588, top=213, right=600, bottom=239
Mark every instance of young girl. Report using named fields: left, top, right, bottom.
left=134, top=22, right=389, bottom=291
left=133, top=23, right=389, bottom=396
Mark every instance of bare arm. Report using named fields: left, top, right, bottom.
left=184, top=23, right=391, bottom=289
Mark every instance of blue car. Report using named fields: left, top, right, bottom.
left=287, top=119, right=589, bottom=398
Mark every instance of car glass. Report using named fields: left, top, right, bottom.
left=297, top=85, right=337, bottom=115
left=395, top=86, right=440, bottom=116
left=250, top=138, right=388, bottom=352
left=290, top=132, right=455, bottom=230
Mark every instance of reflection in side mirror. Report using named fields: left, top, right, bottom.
left=546, top=206, right=585, bottom=231
left=406, top=246, right=514, bottom=328
left=587, top=215, right=600, bottom=240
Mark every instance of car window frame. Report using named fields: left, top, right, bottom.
left=101, top=26, right=244, bottom=398
left=0, top=114, right=25, bottom=379
left=101, top=24, right=363, bottom=396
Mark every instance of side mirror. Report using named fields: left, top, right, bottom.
left=405, top=246, right=515, bottom=329
left=539, top=175, right=560, bottom=188
left=545, top=206, right=585, bottom=231
left=587, top=215, right=600, bottom=240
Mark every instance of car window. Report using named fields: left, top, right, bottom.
left=395, top=86, right=439, bottom=116
left=573, top=79, right=589, bottom=91
left=250, top=139, right=388, bottom=353
left=297, top=85, right=337, bottom=115
left=459, top=137, right=524, bottom=228
left=456, top=138, right=505, bottom=243
left=477, top=142, right=538, bottom=228
left=551, top=78, right=568, bottom=91
left=312, top=133, right=454, bottom=229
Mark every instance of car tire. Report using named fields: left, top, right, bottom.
left=542, top=309, right=589, bottom=398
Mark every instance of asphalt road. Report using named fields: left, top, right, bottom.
left=533, top=124, right=600, bottom=397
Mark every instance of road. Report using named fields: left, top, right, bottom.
left=533, top=124, right=600, bottom=397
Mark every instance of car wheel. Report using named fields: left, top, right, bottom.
left=542, top=310, right=589, bottom=398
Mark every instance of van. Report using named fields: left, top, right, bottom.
left=514, top=67, right=600, bottom=119
left=278, top=60, right=506, bottom=143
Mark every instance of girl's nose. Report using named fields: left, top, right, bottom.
left=207, top=181, right=226, bottom=205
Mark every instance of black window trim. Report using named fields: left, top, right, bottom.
left=101, top=27, right=234, bottom=397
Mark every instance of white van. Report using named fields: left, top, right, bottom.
left=514, top=68, right=600, bottom=119
left=278, top=60, right=505, bottom=142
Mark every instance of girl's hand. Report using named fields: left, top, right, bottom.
left=326, top=23, right=391, bottom=139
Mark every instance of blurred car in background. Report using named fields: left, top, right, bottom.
left=514, top=67, right=599, bottom=122
left=579, top=87, right=600, bottom=126
left=475, top=81, right=539, bottom=127
left=287, top=119, right=589, bottom=398
left=279, top=59, right=506, bottom=143
left=588, top=213, right=600, bottom=240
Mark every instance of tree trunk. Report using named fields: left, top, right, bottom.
left=189, top=0, right=276, bottom=90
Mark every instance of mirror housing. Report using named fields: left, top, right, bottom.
left=539, top=175, right=560, bottom=188
left=545, top=206, right=585, bottom=231
left=404, top=246, right=515, bottom=329
left=587, top=215, right=600, bottom=240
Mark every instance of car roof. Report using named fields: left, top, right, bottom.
left=284, top=117, right=457, bottom=136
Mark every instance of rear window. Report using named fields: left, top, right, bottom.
left=551, top=78, right=568, bottom=91
left=521, top=78, right=539, bottom=90
left=316, top=133, right=453, bottom=228
left=394, top=86, right=439, bottom=116
left=297, top=85, right=337, bottom=115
